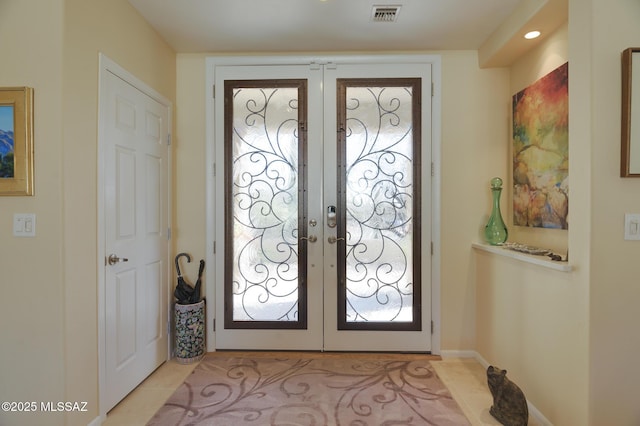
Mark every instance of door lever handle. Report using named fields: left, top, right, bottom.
left=107, top=254, right=129, bottom=266
left=328, top=236, right=345, bottom=244
left=300, top=235, right=318, bottom=243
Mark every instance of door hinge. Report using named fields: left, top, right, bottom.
left=167, top=320, right=171, bottom=335
left=167, top=133, right=172, bottom=146
left=431, top=82, right=434, bottom=97
left=431, top=162, right=435, bottom=177
left=213, top=163, right=216, bottom=177
left=431, top=241, right=434, bottom=255
left=431, top=321, right=434, bottom=334
left=213, top=318, right=216, bottom=331
left=212, top=84, right=215, bottom=98
left=213, top=241, right=216, bottom=254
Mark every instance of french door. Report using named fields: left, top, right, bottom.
left=213, top=61, right=432, bottom=352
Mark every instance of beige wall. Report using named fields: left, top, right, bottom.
left=0, top=2, right=66, bottom=426
left=439, top=52, right=511, bottom=349
left=474, top=22, right=590, bottom=425
left=1, top=1, right=175, bottom=425
left=585, top=0, right=640, bottom=423
left=174, top=54, right=208, bottom=274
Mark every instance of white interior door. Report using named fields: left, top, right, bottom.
left=213, top=60, right=431, bottom=352
left=102, top=68, right=170, bottom=411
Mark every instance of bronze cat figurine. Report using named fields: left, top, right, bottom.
left=487, top=365, right=528, bottom=426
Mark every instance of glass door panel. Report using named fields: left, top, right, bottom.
left=225, top=81, right=308, bottom=329
left=337, top=80, right=422, bottom=330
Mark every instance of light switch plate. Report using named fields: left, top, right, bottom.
left=13, top=213, right=36, bottom=237
left=624, top=213, right=640, bottom=240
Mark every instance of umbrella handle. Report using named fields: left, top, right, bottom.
left=175, top=252, right=191, bottom=276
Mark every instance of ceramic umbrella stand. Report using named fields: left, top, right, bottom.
left=174, top=253, right=206, bottom=364
left=175, top=299, right=205, bottom=364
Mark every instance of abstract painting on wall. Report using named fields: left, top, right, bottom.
left=512, top=62, right=568, bottom=229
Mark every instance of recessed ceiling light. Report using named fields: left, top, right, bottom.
left=524, top=31, right=541, bottom=40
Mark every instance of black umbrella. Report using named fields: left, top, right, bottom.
left=174, top=252, right=193, bottom=304
left=189, top=259, right=205, bottom=304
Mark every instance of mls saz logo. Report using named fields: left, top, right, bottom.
left=41, top=401, right=89, bottom=412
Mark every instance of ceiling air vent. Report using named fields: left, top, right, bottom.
left=371, top=5, right=401, bottom=23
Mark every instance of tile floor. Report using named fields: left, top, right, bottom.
left=103, top=360, right=199, bottom=426
left=103, top=354, right=538, bottom=426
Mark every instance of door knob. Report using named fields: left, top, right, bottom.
left=107, top=254, right=129, bottom=265
left=300, top=235, right=318, bottom=243
left=328, top=236, right=345, bottom=244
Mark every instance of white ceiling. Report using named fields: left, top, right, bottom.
left=127, top=0, right=525, bottom=53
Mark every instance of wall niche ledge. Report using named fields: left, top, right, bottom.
left=472, top=242, right=572, bottom=272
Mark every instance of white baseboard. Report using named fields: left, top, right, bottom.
left=473, top=352, right=491, bottom=369
left=439, top=350, right=553, bottom=426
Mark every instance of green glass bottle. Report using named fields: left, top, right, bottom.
left=484, top=177, right=508, bottom=245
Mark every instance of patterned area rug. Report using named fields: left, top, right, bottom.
left=147, top=355, right=470, bottom=425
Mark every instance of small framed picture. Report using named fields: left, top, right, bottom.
left=622, top=48, right=640, bottom=177
left=0, top=87, right=34, bottom=195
